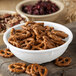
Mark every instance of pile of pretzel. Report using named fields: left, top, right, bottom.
left=8, top=21, right=68, bottom=50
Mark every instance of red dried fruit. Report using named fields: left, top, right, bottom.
left=22, top=0, right=59, bottom=15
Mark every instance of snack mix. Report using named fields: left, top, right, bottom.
left=0, top=13, right=26, bottom=33
left=8, top=21, right=68, bottom=50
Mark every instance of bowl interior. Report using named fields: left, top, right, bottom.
left=16, top=0, right=64, bottom=17
left=3, top=21, right=73, bottom=52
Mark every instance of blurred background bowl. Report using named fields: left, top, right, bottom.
left=0, top=10, right=29, bottom=45
left=16, top=0, right=64, bottom=21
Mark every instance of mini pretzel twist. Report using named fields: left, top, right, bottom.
left=45, top=26, right=54, bottom=31
left=33, top=26, right=45, bottom=38
left=21, top=21, right=36, bottom=30
left=39, top=66, right=48, bottom=76
left=20, top=38, right=35, bottom=49
left=10, top=28, right=31, bottom=40
left=32, top=42, right=45, bottom=50
left=0, top=49, right=14, bottom=58
left=8, top=37, right=21, bottom=48
left=26, top=64, right=48, bottom=76
left=32, top=36, right=55, bottom=50
left=26, top=64, right=33, bottom=75
left=8, top=63, right=26, bottom=73
left=51, top=30, right=68, bottom=38
left=43, top=36, right=55, bottom=49
left=55, top=57, right=72, bottom=67
left=47, top=31, right=62, bottom=41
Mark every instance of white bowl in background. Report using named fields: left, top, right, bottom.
left=16, top=0, right=64, bottom=21
left=3, top=21, right=73, bottom=64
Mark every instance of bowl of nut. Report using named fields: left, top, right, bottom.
left=0, top=10, right=29, bottom=45
left=0, top=10, right=29, bottom=36
left=3, top=21, right=73, bottom=64
left=16, top=0, right=64, bottom=21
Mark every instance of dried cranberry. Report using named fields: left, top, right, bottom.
left=33, top=9, right=39, bottom=15
left=22, top=0, right=59, bottom=15
left=39, top=8, right=44, bottom=15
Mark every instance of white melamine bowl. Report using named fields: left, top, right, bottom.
left=16, top=0, right=64, bottom=21
left=3, top=21, right=73, bottom=64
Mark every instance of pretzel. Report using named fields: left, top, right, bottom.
left=39, top=66, right=48, bottom=76
left=21, top=38, right=35, bottom=49
left=55, top=57, right=72, bottom=67
left=26, top=64, right=33, bottom=75
left=45, top=26, right=54, bottom=31
left=32, top=43, right=45, bottom=50
left=26, top=64, right=39, bottom=76
left=21, top=25, right=31, bottom=31
left=8, top=63, right=26, bottom=73
left=32, top=23, right=44, bottom=29
left=51, top=30, right=68, bottom=38
left=47, top=31, right=62, bottom=41
left=11, top=28, right=15, bottom=35
left=33, top=25, right=45, bottom=38
left=10, top=28, right=31, bottom=40
left=21, top=22, right=44, bottom=31
left=9, top=40, right=21, bottom=48
left=43, top=36, right=55, bottom=49
left=25, top=21, right=36, bottom=26
left=0, top=49, right=14, bottom=58
left=31, top=64, right=41, bottom=76
left=51, top=39, right=65, bottom=45
left=26, top=64, right=48, bottom=76
left=32, top=36, right=55, bottom=50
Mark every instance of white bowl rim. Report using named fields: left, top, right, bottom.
left=16, top=0, right=64, bottom=18
left=3, top=21, right=73, bottom=53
